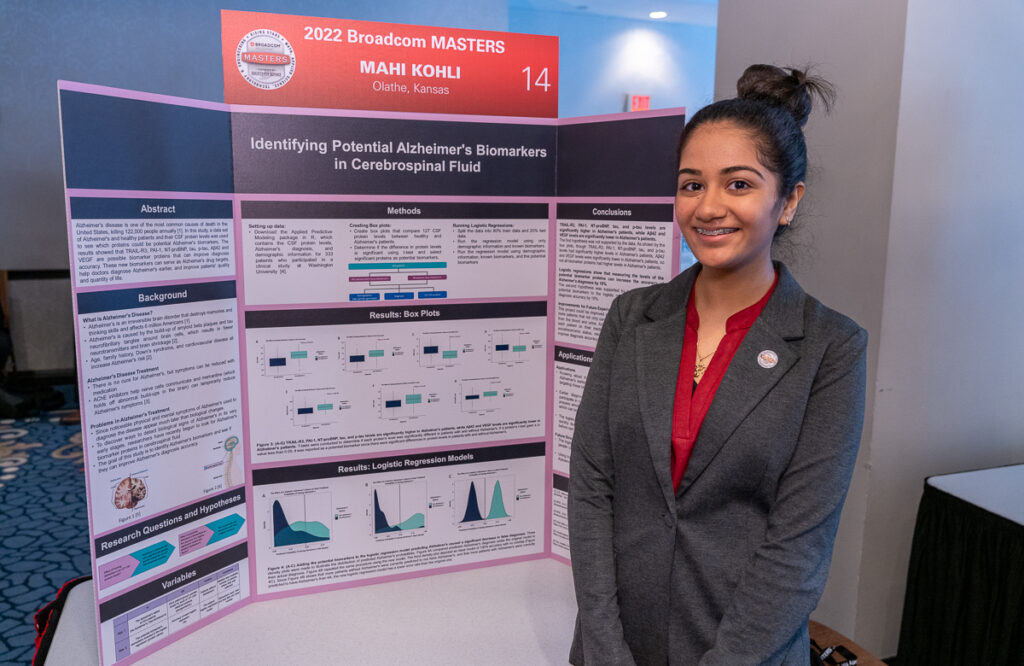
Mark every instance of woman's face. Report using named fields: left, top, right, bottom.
left=675, top=121, right=803, bottom=277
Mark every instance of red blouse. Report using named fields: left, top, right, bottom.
left=670, top=273, right=778, bottom=492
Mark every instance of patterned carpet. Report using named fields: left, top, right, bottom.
left=0, top=411, right=89, bottom=665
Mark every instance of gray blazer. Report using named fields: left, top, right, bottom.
left=568, top=263, right=867, bottom=665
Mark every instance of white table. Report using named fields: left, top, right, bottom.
left=926, top=463, right=1024, bottom=525
left=46, top=558, right=578, bottom=665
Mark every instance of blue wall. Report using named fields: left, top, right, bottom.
left=510, top=9, right=716, bottom=118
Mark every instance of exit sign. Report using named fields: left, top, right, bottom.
left=630, top=94, right=650, bottom=112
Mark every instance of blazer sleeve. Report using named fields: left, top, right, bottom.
left=700, top=326, right=868, bottom=666
left=568, top=295, right=638, bottom=666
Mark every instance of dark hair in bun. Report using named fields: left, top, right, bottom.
left=678, top=65, right=835, bottom=202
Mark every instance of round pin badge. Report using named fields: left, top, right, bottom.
left=757, top=350, right=779, bottom=369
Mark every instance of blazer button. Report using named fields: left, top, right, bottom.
left=663, top=514, right=674, bottom=527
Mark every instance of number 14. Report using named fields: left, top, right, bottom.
left=522, top=66, right=551, bottom=92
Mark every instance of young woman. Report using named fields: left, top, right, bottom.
left=568, top=65, right=867, bottom=665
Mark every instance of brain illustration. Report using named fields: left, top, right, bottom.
left=113, top=477, right=148, bottom=509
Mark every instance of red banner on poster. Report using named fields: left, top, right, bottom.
left=222, top=10, right=558, bottom=117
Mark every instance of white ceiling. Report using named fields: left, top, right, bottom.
left=508, top=0, right=718, bottom=26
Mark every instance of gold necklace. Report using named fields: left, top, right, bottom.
left=694, top=346, right=716, bottom=382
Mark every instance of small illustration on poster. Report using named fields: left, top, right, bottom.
left=112, top=475, right=148, bottom=510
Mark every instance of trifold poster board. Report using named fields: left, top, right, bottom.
left=58, top=10, right=686, bottom=665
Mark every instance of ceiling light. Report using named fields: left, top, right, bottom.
left=649, top=11, right=668, bottom=19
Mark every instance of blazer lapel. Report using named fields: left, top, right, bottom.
left=677, top=263, right=807, bottom=497
left=635, top=266, right=697, bottom=513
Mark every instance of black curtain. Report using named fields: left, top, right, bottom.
left=897, top=483, right=1024, bottom=665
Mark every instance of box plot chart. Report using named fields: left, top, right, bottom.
left=488, top=328, right=543, bottom=365
left=288, top=387, right=348, bottom=427
left=458, top=378, right=507, bottom=414
left=343, top=335, right=394, bottom=374
left=371, top=479, right=427, bottom=539
left=270, top=491, right=332, bottom=551
left=377, top=382, right=434, bottom=420
left=416, top=332, right=463, bottom=369
left=454, top=475, right=515, bottom=527
left=259, top=338, right=329, bottom=377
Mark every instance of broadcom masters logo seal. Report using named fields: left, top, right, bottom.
left=236, top=29, right=295, bottom=90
